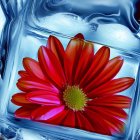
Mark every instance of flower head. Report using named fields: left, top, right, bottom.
left=11, top=34, right=135, bottom=135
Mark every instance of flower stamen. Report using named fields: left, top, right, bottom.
left=63, top=86, right=87, bottom=111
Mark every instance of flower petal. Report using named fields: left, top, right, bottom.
left=76, top=112, right=95, bottom=132
left=80, top=46, right=110, bottom=88
left=88, top=106, right=127, bottom=119
left=31, top=105, right=65, bottom=121
left=26, top=90, right=61, bottom=105
left=17, top=77, right=59, bottom=93
left=64, top=38, right=84, bottom=85
left=38, top=46, right=66, bottom=89
left=15, top=106, right=38, bottom=119
left=85, top=108, right=111, bottom=135
left=88, top=77, right=134, bottom=98
left=74, top=33, right=84, bottom=39
left=88, top=95, right=131, bottom=108
left=74, top=41, right=94, bottom=84
left=84, top=56, right=123, bottom=92
left=61, top=110, right=75, bottom=127
left=48, top=36, right=65, bottom=67
left=23, top=58, right=47, bottom=81
left=11, top=93, right=32, bottom=106
left=88, top=106, right=125, bottom=133
left=46, top=109, right=68, bottom=125
left=18, top=71, right=29, bottom=78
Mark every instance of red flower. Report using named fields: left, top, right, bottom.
left=11, top=34, right=135, bottom=135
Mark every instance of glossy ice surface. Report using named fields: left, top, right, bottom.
left=0, top=0, right=140, bottom=140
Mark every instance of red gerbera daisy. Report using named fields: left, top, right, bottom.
left=11, top=34, right=135, bottom=135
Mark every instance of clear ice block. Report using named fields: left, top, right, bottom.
left=0, top=0, right=140, bottom=140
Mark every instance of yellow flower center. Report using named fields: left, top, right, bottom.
left=63, top=86, right=87, bottom=111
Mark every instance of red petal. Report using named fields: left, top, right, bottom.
left=11, top=93, right=32, bottom=106
left=84, top=56, right=124, bottom=92
left=31, top=105, right=65, bottom=121
left=15, top=106, right=38, bottom=119
left=23, top=58, right=47, bottom=81
left=26, top=90, right=61, bottom=105
left=80, top=46, right=110, bottom=88
left=61, top=110, right=75, bottom=127
left=88, top=77, right=134, bottom=98
left=74, top=33, right=84, bottom=39
left=46, top=109, right=68, bottom=125
left=88, top=106, right=127, bottom=119
left=48, top=36, right=65, bottom=67
left=74, top=41, right=94, bottom=84
left=88, top=106, right=125, bottom=133
left=17, top=77, right=59, bottom=93
left=76, top=112, right=95, bottom=132
left=88, top=95, right=132, bottom=108
left=64, top=38, right=84, bottom=85
left=38, top=46, right=66, bottom=89
left=18, top=71, right=29, bottom=78
left=85, top=108, right=111, bottom=135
